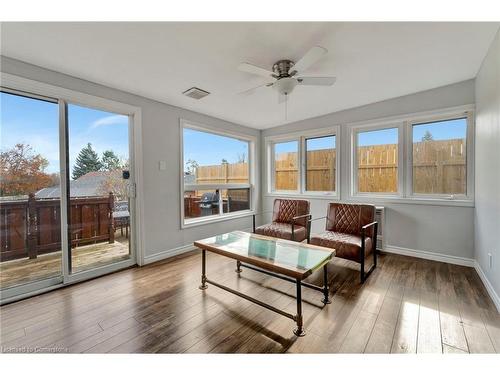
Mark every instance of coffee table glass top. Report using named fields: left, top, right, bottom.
left=195, top=231, right=334, bottom=273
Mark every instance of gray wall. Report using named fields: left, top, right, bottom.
left=0, top=56, right=260, bottom=263
left=474, top=30, right=500, bottom=298
left=262, top=80, right=476, bottom=260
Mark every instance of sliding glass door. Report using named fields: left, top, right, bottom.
left=0, top=90, right=63, bottom=296
left=0, top=86, right=137, bottom=302
left=66, top=104, right=132, bottom=275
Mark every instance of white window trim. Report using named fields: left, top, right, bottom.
left=270, top=138, right=301, bottom=194
left=350, top=121, right=405, bottom=199
left=180, top=119, right=256, bottom=228
left=266, top=127, right=340, bottom=198
left=406, top=110, right=474, bottom=201
left=346, top=105, right=475, bottom=204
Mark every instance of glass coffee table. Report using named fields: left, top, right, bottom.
left=194, top=231, right=336, bottom=336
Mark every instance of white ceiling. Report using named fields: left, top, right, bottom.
left=1, top=22, right=498, bottom=129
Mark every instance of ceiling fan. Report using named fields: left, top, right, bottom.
left=238, top=46, right=336, bottom=102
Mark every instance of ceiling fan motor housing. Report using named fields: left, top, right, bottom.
left=272, top=59, right=295, bottom=77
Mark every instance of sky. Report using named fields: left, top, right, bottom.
left=183, top=128, right=248, bottom=171
left=1, top=92, right=129, bottom=177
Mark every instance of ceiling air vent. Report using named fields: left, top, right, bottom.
left=182, top=87, right=210, bottom=100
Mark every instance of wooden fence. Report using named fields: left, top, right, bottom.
left=196, top=162, right=249, bottom=184
left=412, top=138, right=466, bottom=194
left=192, top=139, right=465, bottom=193
left=0, top=193, right=115, bottom=262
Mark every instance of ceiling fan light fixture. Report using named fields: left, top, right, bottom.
left=272, top=77, right=298, bottom=95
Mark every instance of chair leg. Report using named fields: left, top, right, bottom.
left=360, top=240, right=366, bottom=284
left=360, top=260, right=365, bottom=284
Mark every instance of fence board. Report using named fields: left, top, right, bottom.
left=0, top=195, right=114, bottom=262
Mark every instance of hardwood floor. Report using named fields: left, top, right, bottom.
left=1, top=250, right=499, bottom=353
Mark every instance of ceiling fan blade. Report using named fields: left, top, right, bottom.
left=297, top=76, right=336, bottom=86
left=238, top=62, right=275, bottom=78
left=290, top=46, right=328, bottom=75
left=237, top=82, right=274, bottom=96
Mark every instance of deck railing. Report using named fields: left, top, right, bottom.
left=0, top=193, right=115, bottom=262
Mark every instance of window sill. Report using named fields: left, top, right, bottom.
left=182, top=210, right=255, bottom=229
left=265, top=192, right=339, bottom=201
left=265, top=193, right=474, bottom=207
left=346, top=195, right=474, bottom=207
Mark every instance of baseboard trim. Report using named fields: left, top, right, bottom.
left=142, top=228, right=254, bottom=266
left=474, top=261, right=500, bottom=313
left=143, top=244, right=195, bottom=265
left=382, top=245, right=475, bottom=267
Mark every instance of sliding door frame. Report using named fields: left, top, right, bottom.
left=0, top=73, right=144, bottom=303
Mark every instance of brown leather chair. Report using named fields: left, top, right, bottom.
left=310, top=203, right=378, bottom=283
left=253, top=199, right=311, bottom=242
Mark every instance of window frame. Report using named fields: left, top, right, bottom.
left=350, top=121, right=405, bottom=198
left=270, top=138, right=301, bottom=194
left=180, top=119, right=256, bottom=228
left=406, top=111, right=474, bottom=201
left=266, top=127, right=340, bottom=198
left=346, top=106, right=475, bottom=205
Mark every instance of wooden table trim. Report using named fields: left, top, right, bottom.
left=193, top=231, right=335, bottom=280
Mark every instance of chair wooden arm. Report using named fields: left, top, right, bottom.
left=361, top=221, right=378, bottom=234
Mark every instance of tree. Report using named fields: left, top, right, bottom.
left=237, top=153, right=247, bottom=163
left=72, top=143, right=102, bottom=179
left=421, top=130, right=434, bottom=142
left=221, top=158, right=228, bottom=164
left=0, top=143, right=53, bottom=196
left=101, top=150, right=122, bottom=171
left=185, top=159, right=199, bottom=175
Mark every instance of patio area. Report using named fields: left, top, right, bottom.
left=0, top=231, right=130, bottom=290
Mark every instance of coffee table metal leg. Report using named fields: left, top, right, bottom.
left=235, top=260, right=242, bottom=274
left=322, top=264, right=331, bottom=304
left=293, top=279, right=306, bottom=337
left=199, top=250, right=208, bottom=290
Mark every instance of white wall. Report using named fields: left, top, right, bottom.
left=261, top=80, right=476, bottom=261
left=0, top=56, right=261, bottom=264
left=474, top=30, right=500, bottom=309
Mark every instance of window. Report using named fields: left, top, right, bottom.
left=305, top=135, right=336, bottom=192
left=411, top=117, right=468, bottom=196
left=182, top=123, right=253, bottom=226
left=348, top=108, right=473, bottom=203
left=268, top=129, right=339, bottom=196
left=273, top=141, right=299, bottom=191
left=355, top=127, right=399, bottom=193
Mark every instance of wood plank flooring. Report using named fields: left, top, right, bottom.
left=1, top=250, right=499, bottom=353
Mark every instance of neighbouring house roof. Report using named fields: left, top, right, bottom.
left=36, top=172, right=196, bottom=198
left=36, top=171, right=109, bottom=198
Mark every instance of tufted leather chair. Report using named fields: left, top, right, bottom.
left=310, top=203, right=378, bottom=283
left=253, top=199, right=311, bottom=242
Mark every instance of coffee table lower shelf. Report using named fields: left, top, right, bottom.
left=198, top=249, right=331, bottom=337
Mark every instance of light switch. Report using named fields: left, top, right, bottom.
left=159, top=161, right=167, bottom=171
